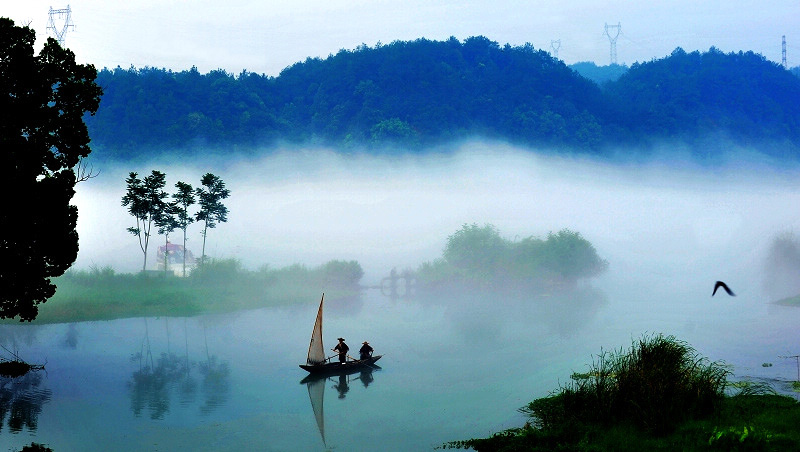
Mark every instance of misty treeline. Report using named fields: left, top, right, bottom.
left=763, top=232, right=800, bottom=302
left=84, top=37, right=800, bottom=160
left=43, top=259, right=364, bottom=323
left=415, top=224, right=608, bottom=291
left=122, top=170, right=230, bottom=275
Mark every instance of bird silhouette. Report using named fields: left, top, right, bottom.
left=712, top=281, right=735, bottom=296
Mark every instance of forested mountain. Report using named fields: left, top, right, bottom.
left=84, top=36, right=800, bottom=161
left=604, top=47, right=800, bottom=154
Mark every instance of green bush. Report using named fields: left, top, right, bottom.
left=421, top=223, right=607, bottom=289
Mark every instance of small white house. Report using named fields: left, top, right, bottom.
left=156, top=242, right=197, bottom=276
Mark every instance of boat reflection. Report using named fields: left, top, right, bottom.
left=301, top=365, right=381, bottom=448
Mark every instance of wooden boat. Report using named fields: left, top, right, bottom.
left=299, top=355, right=382, bottom=374
left=299, top=294, right=382, bottom=374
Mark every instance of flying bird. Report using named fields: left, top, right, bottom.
left=712, top=281, right=735, bottom=296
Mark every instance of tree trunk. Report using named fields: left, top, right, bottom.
left=164, top=234, right=169, bottom=276
left=182, top=227, right=188, bottom=277
left=201, top=221, right=209, bottom=267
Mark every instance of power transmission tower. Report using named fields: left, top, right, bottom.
left=604, top=22, right=621, bottom=65
left=47, top=5, right=74, bottom=46
left=782, top=35, right=787, bottom=68
left=550, top=40, right=561, bottom=60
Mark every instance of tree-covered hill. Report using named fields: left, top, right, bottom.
left=604, top=47, right=800, bottom=155
left=84, top=36, right=800, bottom=161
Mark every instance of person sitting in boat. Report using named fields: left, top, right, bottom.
left=359, top=341, right=374, bottom=360
left=333, top=337, right=349, bottom=363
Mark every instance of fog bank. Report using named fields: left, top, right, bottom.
left=72, top=141, right=800, bottom=291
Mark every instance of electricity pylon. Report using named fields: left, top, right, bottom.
left=47, top=5, right=74, bottom=46
left=550, top=40, right=561, bottom=60
left=604, top=22, right=621, bottom=65
left=782, top=35, right=787, bottom=68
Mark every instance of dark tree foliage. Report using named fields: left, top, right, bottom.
left=122, top=170, right=169, bottom=272
left=0, top=18, right=102, bottom=321
left=195, top=173, right=230, bottom=265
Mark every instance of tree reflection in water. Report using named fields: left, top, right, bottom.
left=61, top=323, right=78, bottom=350
left=198, top=356, right=230, bottom=415
left=0, top=371, right=51, bottom=433
left=128, top=318, right=230, bottom=420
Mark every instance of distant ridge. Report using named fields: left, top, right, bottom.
left=85, top=37, right=800, bottom=162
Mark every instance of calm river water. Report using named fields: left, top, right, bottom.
left=2, top=279, right=800, bottom=451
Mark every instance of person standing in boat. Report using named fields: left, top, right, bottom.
left=359, top=341, right=374, bottom=360
left=333, top=337, right=349, bottom=363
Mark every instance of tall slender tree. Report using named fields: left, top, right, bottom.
left=0, top=19, right=102, bottom=321
left=195, top=173, right=231, bottom=266
left=155, top=201, right=181, bottom=276
left=122, top=170, right=169, bottom=272
left=173, top=181, right=196, bottom=277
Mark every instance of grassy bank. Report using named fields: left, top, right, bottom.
left=24, top=259, right=362, bottom=324
left=444, top=334, right=800, bottom=451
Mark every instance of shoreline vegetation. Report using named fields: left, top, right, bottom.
left=19, top=258, right=364, bottom=324
left=443, top=335, right=800, bottom=451
left=22, top=223, right=610, bottom=325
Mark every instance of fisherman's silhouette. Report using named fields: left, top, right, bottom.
left=712, top=281, right=735, bottom=296
left=334, top=374, right=350, bottom=399
left=359, top=369, right=374, bottom=387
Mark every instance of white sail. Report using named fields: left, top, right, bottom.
left=306, top=294, right=326, bottom=365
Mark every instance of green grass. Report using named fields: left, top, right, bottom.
left=443, top=334, right=800, bottom=451
left=15, top=259, right=362, bottom=324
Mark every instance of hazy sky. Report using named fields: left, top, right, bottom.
left=6, top=1, right=799, bottom=76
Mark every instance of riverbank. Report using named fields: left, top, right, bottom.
left=444, top=334, right=800, bottom=451
left=15, top=260, right=361, bottom=324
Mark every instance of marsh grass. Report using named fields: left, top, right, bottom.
left=527, top=334, right=729, bottom=435
left=25, top=259, right=362, bottom=323
left=443, top=335, right=800, bottom=451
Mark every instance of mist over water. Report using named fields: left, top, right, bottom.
left=73, top=141, right=800, bottom=292
left=7, top=141, right=800, bottom=450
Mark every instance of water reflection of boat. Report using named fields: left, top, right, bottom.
left=299, top=294, right=382, bottom=374
left=300, top=364, right=381, bottom=385
left=301, top=364, right=380, bottom=448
